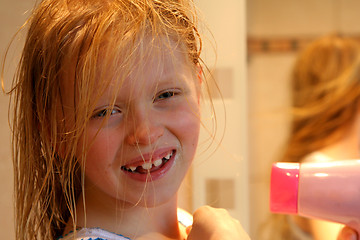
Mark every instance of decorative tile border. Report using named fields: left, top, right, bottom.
left=247, top=36, right=314, bottom=54
left=247, top=35, right=360, bottom=54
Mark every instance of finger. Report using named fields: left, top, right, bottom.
left=337, top=227, right=358, bottom=240
left=186, top=225, right=192, bottom=235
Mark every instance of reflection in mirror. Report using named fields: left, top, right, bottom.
left=248, top=0, right=360, bottom=239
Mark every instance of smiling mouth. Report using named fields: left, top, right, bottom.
left=121, top=150, right=175, bottom=174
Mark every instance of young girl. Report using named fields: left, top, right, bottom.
left=6, top=0, right=250, bottom=239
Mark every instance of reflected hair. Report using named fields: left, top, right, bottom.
left=283, top=34, right=360, bottom=163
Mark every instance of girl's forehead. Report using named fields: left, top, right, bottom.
left=103, top=38, right=194, bottom=85
left=94, top=42, right=197, bottom=103
left=59, top=36, right=196, bottom=106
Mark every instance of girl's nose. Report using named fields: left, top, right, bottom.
left=126, top=117, right=164, bottom=145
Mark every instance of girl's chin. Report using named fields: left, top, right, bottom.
left=114, top=183, right=182, bottom=208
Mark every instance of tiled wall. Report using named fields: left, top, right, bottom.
left=247, top=0, right=360, bottom=238
left=183, top=0, right=249, bottom=231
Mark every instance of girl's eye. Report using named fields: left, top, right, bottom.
left=92, top=108, right=121, bottom=119
left=155, top=89, right=179, bottom=101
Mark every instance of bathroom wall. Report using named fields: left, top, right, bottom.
left=247, top=0, right=360, bottom=238
left=190, top=0, right=249, bottom=230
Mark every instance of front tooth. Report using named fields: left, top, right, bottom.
left=153, top=159, right=162, bottom=167
left=129, top=166, right=137, bottom=172
left=164, top=152, right=172, bottom=160
left=142, top=162, right=152, bottom=170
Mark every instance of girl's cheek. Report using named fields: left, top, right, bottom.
left=173, top=103, right=200, bottom=135
left=78, top=128, right=116, bottom=164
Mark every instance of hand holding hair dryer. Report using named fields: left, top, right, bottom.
left=270, top=160, right=360, bottom=234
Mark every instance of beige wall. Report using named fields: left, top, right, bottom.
left=0, top=1, right=35, bottom=239
left=247, top=0, right=360, bottom=239
left=191, top=0, right=249, bottom=230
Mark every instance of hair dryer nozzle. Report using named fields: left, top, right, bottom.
left=270, top=162, right=300, bottom=214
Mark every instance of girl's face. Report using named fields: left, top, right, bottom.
left=64, top=40, right=201, bottom=207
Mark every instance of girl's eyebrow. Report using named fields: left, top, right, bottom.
left=154, top=77, right=189, bottom=91
left=159, top=69, right=192, bottom=82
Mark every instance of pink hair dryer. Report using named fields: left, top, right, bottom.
left=270, top=160, right=360, bottom=234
